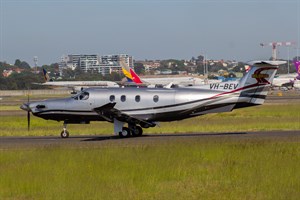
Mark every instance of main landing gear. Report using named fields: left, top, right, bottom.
left=114, top=119, right=143, bottom=138
left=61, top=123, right=69, bottom=138
left=119, top=125, right=143, bottom=138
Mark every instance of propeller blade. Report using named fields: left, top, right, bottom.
left=27, top=110, right=30, bottom=131
left=27, top=92, right=30, bottom=131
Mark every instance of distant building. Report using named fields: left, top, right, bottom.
left=59, top=54, right=134, bottom=76
left=2, top=68, right=24, bottom=77
left=2, top=69, right=13, bottom=77
left=137, top=61, right=161, bottom=72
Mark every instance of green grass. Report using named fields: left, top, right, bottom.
left=0, top=103, right=299, bottom=136
left=1, top=138, right=300, bottom=199
left=0, top=105, right=21, bottom=111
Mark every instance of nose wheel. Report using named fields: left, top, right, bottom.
left=61, top=130, right=69, bottom=138
left=61, top=123, right=69, bottom=138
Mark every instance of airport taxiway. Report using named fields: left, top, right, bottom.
left=1, top=130, right=299, bottom=149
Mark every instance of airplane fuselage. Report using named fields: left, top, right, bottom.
left=28, top=87, right=243, bottom=124
left=22, top=60, right=284, bottom=138
left=42, top=81, right=119, bottom=87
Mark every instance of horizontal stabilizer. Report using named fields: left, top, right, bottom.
left=247, top=60, right=286, bottom=66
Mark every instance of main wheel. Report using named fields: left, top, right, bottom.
left=131, top=126, right=143, bottom=137
left=119, top=127, right=131, bottom=138
left=61, top=130, right=69, bottom=138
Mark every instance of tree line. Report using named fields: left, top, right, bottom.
left=1, top=57, right=299, bottom=90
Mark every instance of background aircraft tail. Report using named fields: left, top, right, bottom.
left=237, top=60, right=285, bottom=105
left=294, top=60, right=300, bottom=80
left=42, top=69, right=53, bottom=82
left=120, top=61, right=143, bottom=84
left=121, top=67, right=134, bottom=82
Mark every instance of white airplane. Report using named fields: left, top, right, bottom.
left=121, top=61, right=220, bottom=87
left=272, top=61, right=300, bottom=89
left=37, top=69, right=119, bottom=92
left=21, top=60, right=285, bottom=138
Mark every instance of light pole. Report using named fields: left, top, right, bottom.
left=287, top=46, right=290, bottom=74
left=33, top=56, right=38, bottom=73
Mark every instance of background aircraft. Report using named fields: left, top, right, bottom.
left=120, top=61, right=215, bottom=87
left=36, top=68, right=119, bottom=93
left=21, top=60, right=285, bottom=138
left=272, top=60, right=300, bottom=89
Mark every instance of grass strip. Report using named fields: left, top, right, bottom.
left=0, top=138, right=299, bottom=200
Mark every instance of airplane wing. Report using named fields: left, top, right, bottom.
left=93, top=103, right=155, bottom=127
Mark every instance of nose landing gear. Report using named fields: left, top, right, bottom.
left=61, top=123, right=69, bottom=138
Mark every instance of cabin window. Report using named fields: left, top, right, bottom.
left=110, top=95, right=115, bottom=102
left=153, top=95, right=159, bottom=103
left=121, top=95, right=126, bottom=102
left=135, top=95, right=140, bottom=102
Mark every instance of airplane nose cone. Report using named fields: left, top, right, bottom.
left=20, top=103, right=31, bottom=112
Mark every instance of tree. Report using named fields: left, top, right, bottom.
left=0, top=61, right=13, bottom=70
left=197, top=55, right=204, bottom=62
left=232, top=62, right=246, bottom=73
left=62, top=68, right=76, bottom=79
left=0, top=70, right=44, bottom=90
left=104, top=72, right=122, bottom=81
left=134, top=63, right=145, bottom=75
left=293, top=56, right=300, bottom=61
left=196, top=64, right=204, bottom=75
left=20, top=61, right=31, bottom=69
left=14, top=59, right=31, bottom=69
left=14, top=59, right=22, bottom=67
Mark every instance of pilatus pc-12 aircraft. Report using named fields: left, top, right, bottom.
left=21, top=61, right=285, bottom=138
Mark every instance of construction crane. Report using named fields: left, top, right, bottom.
left=260, top=41, right=295, bottom=60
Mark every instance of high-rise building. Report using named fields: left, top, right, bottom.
left=59, top=54, right=134, bottom=76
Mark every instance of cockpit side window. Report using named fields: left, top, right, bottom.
left=73, top=92, right=89, bottom=100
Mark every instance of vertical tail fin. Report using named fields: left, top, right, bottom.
left=121, top=67, right=134, bottom=82
left=238, top=60, right=285, bottom=105
left=129, top=68, right=143, bottom=84
left=120, top=61, right=143, bottom=84
left=42, top=68, right=53, bottom=82
left=294, top=60, right=300, bottom=80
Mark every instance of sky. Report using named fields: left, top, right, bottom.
left=0, top=0, right=299, bottom=66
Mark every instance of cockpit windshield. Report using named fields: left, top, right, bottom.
left=72, top=91, right=89, bottom=100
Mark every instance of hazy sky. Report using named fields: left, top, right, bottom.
left=0, top=0, right=299, bottom=66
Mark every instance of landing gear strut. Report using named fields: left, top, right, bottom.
left=61, top=123, right=69, bottom=138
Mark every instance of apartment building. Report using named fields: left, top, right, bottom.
left=59, top=54, right=134, bottom=76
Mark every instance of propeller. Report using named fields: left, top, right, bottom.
left=27, top=93, right=30, bottom=131
left=20, top=88, right=32, bottom=131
